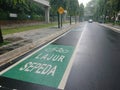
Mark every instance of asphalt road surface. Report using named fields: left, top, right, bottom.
left=65, top=22, right=120, bottom=90
left=0, top=22, right=120, bottom=90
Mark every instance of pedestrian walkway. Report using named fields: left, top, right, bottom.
left=0, top=23, right=77, bottom=66
left=4, top=24, right=70, bottom=41
left=100, top=23, right=120, bottom=33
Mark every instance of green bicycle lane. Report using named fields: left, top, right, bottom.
left=0, top=27, right=83, bottom=90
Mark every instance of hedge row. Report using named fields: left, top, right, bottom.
left=0, top=11, right=44, bottom=21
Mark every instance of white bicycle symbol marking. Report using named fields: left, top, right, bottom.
left=45, top=47, right=69, bottom=53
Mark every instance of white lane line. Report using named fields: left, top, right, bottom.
left=58, top=24, right=87, bottom=89
left=0, top=30, right=71, bottom=75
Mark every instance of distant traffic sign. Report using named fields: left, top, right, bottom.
left=58, top=7, right=64, bottom=14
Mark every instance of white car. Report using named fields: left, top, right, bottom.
left=88, top=19, right=93, bottom=23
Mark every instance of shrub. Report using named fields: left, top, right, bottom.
left=31, top=14, right=44, bottom=21
left=17, top=13, right=28, bottom=20
left=0, top=11, right=9, bottom=20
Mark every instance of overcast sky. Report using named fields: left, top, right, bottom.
left=78, top=0, right=92, bottom=6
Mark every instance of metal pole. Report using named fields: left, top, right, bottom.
left=61, top=14, right=62, bottom=27
left=58, top=12, right=60, bottom=28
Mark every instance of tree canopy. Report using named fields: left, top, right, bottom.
left=86, top=0, right=120, bottom=22
left=0, top=0, right=44, bottom=20
left=50, top=0, right=80, bottom=16
left=79, top=3, right=84, bottom=21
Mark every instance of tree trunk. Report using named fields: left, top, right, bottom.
left=70, top=15, right=72, bottom=25
left=0, top=26, right=3, bottom=43
left=75, top=15, right=77, bottom=23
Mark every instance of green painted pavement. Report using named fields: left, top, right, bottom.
left=1, top=44, right=74, bottom=88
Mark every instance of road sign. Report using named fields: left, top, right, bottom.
left=1, top=44, right=74, bottom=89
left=9, top=13, right=17, bottom=17
left=58, top=7, right=64, bottom=14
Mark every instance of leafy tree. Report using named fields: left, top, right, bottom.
left=50, top=0, right=67, bottom=15
left=67, top=0, right=79, bottom=24
left=67, top=0, right=79, bottom=16
left=79, top=3, right=84, bottom=22
left=0, top=0, right=44, bottom=20
left=0, top=0, right=26, bottom=43
left=86, top=0, right=120, bottom=23
left=0, top=0, right=45, bottom=43
left=0, top=0, right=25, bottom=5
left=50, top=0, right=80, bottom=23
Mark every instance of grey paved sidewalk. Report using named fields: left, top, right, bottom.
left=0, top=23, right=78, bottom=66
left=105, top=23, right=120, bottom=29
left=99, top=23, right=120, bottom=33
left=4, top=24, right=70, bottom=42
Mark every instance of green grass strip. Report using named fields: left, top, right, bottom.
left=2, top=23, right=58, bottom=35
left=0, top=41, right=10, bottom=47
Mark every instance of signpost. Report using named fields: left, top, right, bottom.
left=58, top=7, right=64, bottom=28
left=58, top=7, right=64, bottom=15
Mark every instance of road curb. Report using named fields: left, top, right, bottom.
left=0, top=24, right=79, bottom=66
left=98, top=23, right=120, bottom=33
